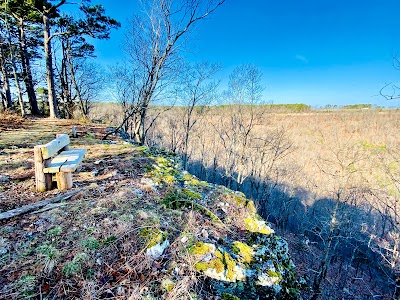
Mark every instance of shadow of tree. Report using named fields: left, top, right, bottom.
left=186, top=157, right=397, bottom=299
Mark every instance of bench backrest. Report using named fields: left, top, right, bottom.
left=40, top=134, right=70, bottom=159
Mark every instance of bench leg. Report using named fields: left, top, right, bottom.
left=36, top=173, right=52, bottom=192
left=34, top=146, right=52, bottom=192
left=56, top=172, right=73, bottom=190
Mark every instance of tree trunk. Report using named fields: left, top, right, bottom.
left=6, top=39, right=25, bottom=117
left=4, top=16, right=25, bottom=116
left=133, top=103, right=148, bottom=145
left=0, top=90, right=5, bottom=110
left=0, top=38, right=12, bottom=110
left=10, top=60, right=25, bottom=117
left=66, top=50, right=87, bottom=118
left=43, top=13, right=59, bottom=119
left=183, top=127, right=190, bottom=170
left=18, top=19, right=39, bottom=115
left=140, top=108, right=146, bottom=145
left=59, top=40, right=73, bottom=118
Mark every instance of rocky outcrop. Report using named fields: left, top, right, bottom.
left=141, top=146, right=302, bottom=299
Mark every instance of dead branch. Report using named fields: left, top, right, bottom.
left=0, top=189, right=82, bottom=221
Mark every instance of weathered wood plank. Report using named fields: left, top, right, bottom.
left=43, top=149, right=86, bottom=173
left=0, top=189, right=81, bottom=221
left=41, top=134, right=70, bottom=159
left=30, top=202, right=68, bottom=215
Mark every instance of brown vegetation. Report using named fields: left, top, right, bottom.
left=136, top=106, right=400, bottom=299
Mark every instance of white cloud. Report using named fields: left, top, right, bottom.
left=295, top=54, right=309, bottom=64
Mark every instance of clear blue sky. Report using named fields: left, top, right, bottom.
left=90, top=0, right=400, bottom=107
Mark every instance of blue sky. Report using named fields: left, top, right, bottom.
left=89, top=0, right=400, bottom=107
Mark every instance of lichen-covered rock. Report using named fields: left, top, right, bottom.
left=140, top=146, right=302, bottom=299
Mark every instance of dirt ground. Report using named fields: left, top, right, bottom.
left=0, top=113, right=163, bottom=299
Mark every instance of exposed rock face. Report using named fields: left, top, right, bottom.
left=141, top=147, right=302, bottom=299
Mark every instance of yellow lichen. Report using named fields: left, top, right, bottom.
left=190, top=242, right=214, bottom=256
left=233, top=194, right=246, bottom=206
left=267, top=269, right=282, bottom=280
left=155, top=157, right=169, bottom=165
left=246, top=200, right=257, bottom=215
left=195, top=256, right=225, bottom=274
left=139, top=228, right=164, bottom=248
left=215, top=249, right=223, bottom=260
left=233, top=241, right=254, bottom=264
left=224, top=252, right=236, bottom=281
left=161, top=278, right=175, bottom=292
left=244, top=217, right=274, bottom=235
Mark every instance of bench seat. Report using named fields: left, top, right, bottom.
left=43, top=149, right=87, bottom=173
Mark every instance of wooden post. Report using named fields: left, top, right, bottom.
left=56, top=172, right=73, bottom=190
left=34, top=145, right=52, bottom=192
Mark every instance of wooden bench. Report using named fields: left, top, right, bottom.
left=34, top=134, right=86, bottom=192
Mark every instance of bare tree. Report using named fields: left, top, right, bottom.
left=309, top=133, right=369, bottom=300
left=114, top=0, right=226, bottom=145
left=214, top=64, right=265, bottom=189
left=366, top=147, right=400, bottom=298
left=380, top=55, right=400, bottom=102
left=177, top=61, right=221, bottom=169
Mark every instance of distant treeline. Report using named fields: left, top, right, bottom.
left=92, top=102, right=387, bottom=116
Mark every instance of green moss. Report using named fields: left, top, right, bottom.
left=102, top=235, right=117, bottom=246
left=182, top=173, right=193, bottom=181
left=163, top=188, right=187, bottom=209
left=182, top=188, right=202, bottom=200
left=185, top=176, right=209, bottom=188
left=155, top=157, right=169, bottom=165
left=63, top=260, right=80, bottom=277
left=164, top=188, right=221, bottom=223
left=63, top=253, right=88, bottom=277
left=222, top=293, right=240, bottom=300
left=232, top=241, right=254, bottom=264
left=147, top=154, right=180, bottom=185
left=14, top=275, right=37, bottom=298
left=37, top=242, right=60, bottom=260
left=215, top=249, right=223, bottom=260
left=46, top=226, right=62, bottom=237
left=224, top=252, right=237, bottom=281
left=161, top=174, right=176, bottom=184
left=81, top=237, right=99, bottom=250
left=134, top=145, right=149, bottom=153
left=139, top=228, right=164, bottom=248
left=267, top=269, right=282, bottom=280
